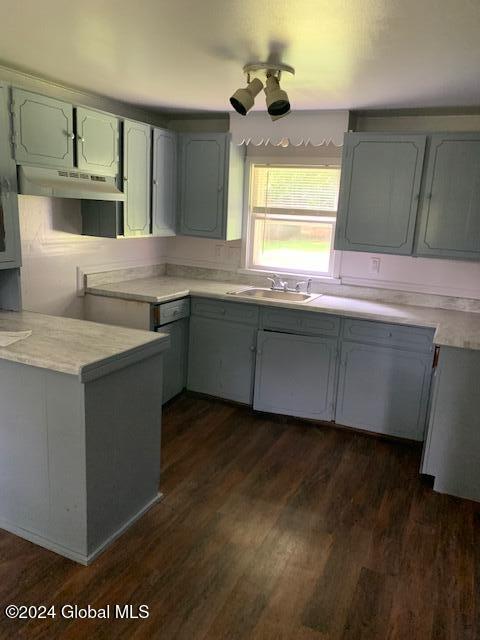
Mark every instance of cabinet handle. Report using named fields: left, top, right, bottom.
left=249, top=345, right=256, bottom=352
left=78, top=137, right=85, bottom=143
left=67, top=132, right=75, bottom=139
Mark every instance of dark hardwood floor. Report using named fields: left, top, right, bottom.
left=0, top=393, right=478, bottom=639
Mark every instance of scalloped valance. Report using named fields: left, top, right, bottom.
left=229, top=110, right=349, bottom=147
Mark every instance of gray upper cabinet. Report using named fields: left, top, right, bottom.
left=0, top=85, right=21, bottom=269
left=415, top=133, right=480, bottom=260
left=152, top=128, right=177, bottom=237
left=123, top=120, right=151, bottom=237
left=76, top=107, right=119, bottom=176
left=335, top=133, right=426, bottom=254
left=178, top=132, right=245, bottom=240
left=253, top=330, right=338, bottom=421
left=11, top=88, right=74, bottom=169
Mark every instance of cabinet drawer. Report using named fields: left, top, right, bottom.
left=191, top=297, right=259, bottom=325
left=261, top=308, right=340, bottom=337
left=342, top=318, right=434, bottom=352
left=155, top=298, right=190, bottom=325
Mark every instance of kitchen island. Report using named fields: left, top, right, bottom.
left=0, top=311, right=169, bottom=564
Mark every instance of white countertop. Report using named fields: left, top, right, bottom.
left=86, top=276, right=480, bottom=351
left=0, top=310, right=169, bottom=380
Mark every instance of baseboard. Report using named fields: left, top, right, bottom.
left=0, top=492, right=164, bottom=566
left=86, top=492, right=164, bottom=565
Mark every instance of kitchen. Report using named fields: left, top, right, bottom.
left=1, top=1, right=480, bottom=638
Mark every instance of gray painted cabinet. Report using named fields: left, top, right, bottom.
left=123, top=120, right=151, bottom=237
left=76, top=107, right=119, bottom=176
left=178, top=132, right=245, bottom=240
left=160, top=318, right=188, bottom=404
left=415, top=133, right=480, bottom=260
left=152, top=128, right=177, bottom=237
left=253, top=330, right=337, bottom=420
left=0, top=84, right=21, bottom=270
left=11, top=88, right=75, bottom=168
left=336, top=340, right=433, bottom=440
left=187, top=314, right=256, bottom=404
left=335, top=133, right=426, bottom=254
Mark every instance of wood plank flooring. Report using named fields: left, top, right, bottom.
left=0, top=393, right=478, bottom=639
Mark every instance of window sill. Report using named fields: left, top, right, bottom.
left=237, top=267, right=341, bottom=285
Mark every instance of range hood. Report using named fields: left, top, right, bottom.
left=18, top=166, right=125, bottom=201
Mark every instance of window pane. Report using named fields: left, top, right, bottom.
left=251, top=165, right=340, bottom=213
left=252, top=218, right=333, bottom=273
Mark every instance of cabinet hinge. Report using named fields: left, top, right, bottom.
left=432, top=346, right=440, bottom=369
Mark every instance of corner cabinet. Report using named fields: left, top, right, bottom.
left=414, top=133, right=480, bottom=260
left=0, top=85, right=21, bottom=269
left=335, top=133, right=426, bottom=254
left=253, top=330, right=338, bottom=420
left=177, top=132, right=245, bottom=240
left=187, top=298, right=258, bottom=403
left=152, top=128, right=177, bottom=237
left=123, top=120, right=151, bottom=237
left=11, top=88, right=74, bottom=169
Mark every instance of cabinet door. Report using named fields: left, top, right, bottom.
left=415, top=133, right=480, bottom=260
left=253, top=330, right=337, bottom=421
left=335, top=133, right=426, bottom=254
left=0, top=86, right=21, bottom=268
left=123, top=120, right=151, bottom=237
left=178, top=133, right=227, bottom=238
left=187, top=316, right=256, bottom=404
left=336, top=341, right=433, bottom=440
left=76, top=107, right=119, bottom=176
left=152, top=128, right=176, bottom=237
left=161, top=319, right=188, bottom=404
left=11, top=88, right=74, bottom=168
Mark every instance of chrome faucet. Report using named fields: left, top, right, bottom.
left=267, top=275, right=312, bottom=294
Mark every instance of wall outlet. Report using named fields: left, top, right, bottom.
left=369, top=257, right=381, bottom=274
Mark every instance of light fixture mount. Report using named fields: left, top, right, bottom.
left=243, top=62, right=295, bottom=82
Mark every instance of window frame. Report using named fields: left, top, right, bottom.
left=241, top=155, right=342, bottom=281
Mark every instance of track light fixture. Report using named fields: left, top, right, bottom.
left=229, top=78, right=264, bottom=115
left=229, top=62, right=294, bottom=120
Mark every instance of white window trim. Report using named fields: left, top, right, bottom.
left=240, top=155, right=342, bottom=283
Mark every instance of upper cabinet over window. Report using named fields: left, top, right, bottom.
left=76, top=107, right=119, bottom=176
left=177, top=132, right=245, bottom=240
left=11, top=88, right=75, bottom=169
left=335, top=133, right=426, bottom=255
left=415, top=133, right=480, bottom=260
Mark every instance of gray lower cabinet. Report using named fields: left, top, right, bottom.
left=187, top=315, right=256, bottom=404
left=336, top=341, right=433, bottom=440
left=178, top=132, right=245, bottom=240
left=76, top=107, right=119, bottom=176
left=159, top=318, right=188, bottom=404
left=152, top=128, right=177, bottom=237
left=11, top=88, right=75, bottom=168
left=0, top=84, right=21, bottom=270
left=123, top=120, right=151, bottom=237
left=253, top=330, right=337, bottom=420
left=335, top=133, right=426, bottom=255
left=415, top=133, right=480, bottom=260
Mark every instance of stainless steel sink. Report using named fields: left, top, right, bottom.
left=227, top=287, right=321, bottom=303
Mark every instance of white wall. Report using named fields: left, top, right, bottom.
left=19, top=197, right=168, bottom=318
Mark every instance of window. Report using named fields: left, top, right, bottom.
left=245, top=163, right=341, bottom=277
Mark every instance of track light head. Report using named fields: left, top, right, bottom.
left=265, top=75, right=290, bottom=118
left=229, top=77, right=264, bottom=116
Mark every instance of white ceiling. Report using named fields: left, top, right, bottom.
left=1, top=0, right=480, bottom=113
